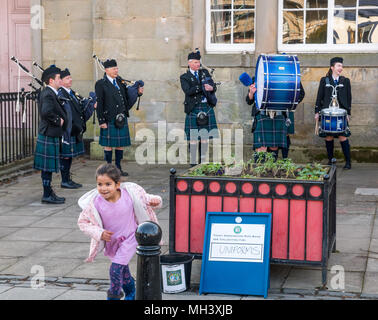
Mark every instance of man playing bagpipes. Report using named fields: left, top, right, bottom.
left=95, top=59, right=144, bottom=176
left=58, top=68, right=97, bottom=188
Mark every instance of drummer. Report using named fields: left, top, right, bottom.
left=274, top=83, right=305, bottom=159
left=315, top=57, right=352, bottom=169
left=246, top=79, right=304, bottom=160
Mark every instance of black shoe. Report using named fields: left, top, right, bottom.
left=119, top=170, right=128, bottom=177
left=343, top=163, right=351, bottom=170
left=41, top=194, right=65, bottom=204
left=61, top=181, right=80, bottom=189
left=70, top=180, right=82, bottom=188
left=50, top=191, right=65, bottom=202
left=116, top=166, right=128, bottom=176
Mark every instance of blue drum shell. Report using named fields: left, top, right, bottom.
left=320, top=109, right=347, bottom=133
left=255, top=54, right=301, bottom=110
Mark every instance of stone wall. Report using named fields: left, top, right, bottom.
left=38, top=0, right=378, bottom=163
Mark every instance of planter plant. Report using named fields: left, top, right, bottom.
left=169, top=153, right=337, bottom=286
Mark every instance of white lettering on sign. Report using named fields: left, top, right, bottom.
left=209, top=223, right=265, bottom=263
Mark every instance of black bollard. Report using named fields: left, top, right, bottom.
left=135, top=221, right=162, bottom=300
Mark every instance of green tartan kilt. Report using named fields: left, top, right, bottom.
left=253, top=113, right=288, bottom=149
left=33, top=134, right=60, bottom=173
left=287, top=112, right=295, bottom=135
left=185, top=103, right=219, bottom=141
left=99, top=119, right=131, bottom=147
left=61, top=136, right=85, bottom=158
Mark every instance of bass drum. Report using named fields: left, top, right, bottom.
left=254, top=54, right=301, bottom=111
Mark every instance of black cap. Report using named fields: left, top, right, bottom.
left=42, top=65, right=61, bottom=82
left=60, top=68, right=71, bottom=79
left=103, top=59, right=117, bottom=68
left=188, top=49, right=201, bottom=61
left=330, top=57, right=343, bottom=66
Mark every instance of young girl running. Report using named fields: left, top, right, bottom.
left=77, top=164, right=162, bottom=300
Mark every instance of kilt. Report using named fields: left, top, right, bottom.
left=287, top=112, right=295, bottom=135
left=99, top=119, right=131, bottom=147
left=33, top=134, right=60, bottom=173
left=61, top=136, right=85, bottom=158
left=185, top=103, right=219, bottom=141
left=253, top=113, right=288, bottom=149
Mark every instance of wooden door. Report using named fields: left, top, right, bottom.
left=0, top=0, right=32, bottom=93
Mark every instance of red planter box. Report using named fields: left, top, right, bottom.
left=169, top=166, right=337, bottom=285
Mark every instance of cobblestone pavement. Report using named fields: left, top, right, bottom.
left=0, top=159, right=377, bottom=300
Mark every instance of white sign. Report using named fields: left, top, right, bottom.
left=209, top=223, right=265, bottom=263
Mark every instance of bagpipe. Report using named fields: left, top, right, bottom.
left=32, top=61, right=97, bottom=127
left=92, top=54, right=144, bottom=111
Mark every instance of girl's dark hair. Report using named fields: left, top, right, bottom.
left=326, top=67, right=333, bottom=77
left=95, top=163, right=122, bottom=183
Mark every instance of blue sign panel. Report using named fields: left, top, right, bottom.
left=199, top=212, right=272, bottom=298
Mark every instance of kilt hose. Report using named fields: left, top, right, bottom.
left=33, top=134, right=61, bottom=173
left=185, top=103, right=219, bottom=141
left=99, top=119, right=131, bottom=148
left=253, top=113, right=288, bottom=149
left=61, top=136, right=85, bottom=158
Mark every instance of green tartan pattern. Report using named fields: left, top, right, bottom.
left=185, top=103, right=219, bottom=141
left=61, top=136, right=85, bottom=158
left=287, top=112, right=295, bottom=135
left=99, top=119, right=131, bottom=147
left=33, top=134, right=60, bottom=172
left=253, top=113, right=288, bottom=148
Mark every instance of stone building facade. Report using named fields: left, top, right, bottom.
left=30, top=0, right=378, bottom=162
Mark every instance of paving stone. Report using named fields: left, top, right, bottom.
left=362, top=272, right=378, bottom=295
left=2, top=227, right=73, bottom=242
left=0, top=287, right=69, bottom=300
left=0, top=257, right=84, bottom=278
left=0, top=241, right=49, bottom=258
left=53, top=289, right=106, bottom=300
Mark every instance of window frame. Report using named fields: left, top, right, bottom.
left=206, top=0, right=256, bottom=53
left=278, top=0, right=378, bottom=53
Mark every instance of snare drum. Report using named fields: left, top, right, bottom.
left=254, top=54, right=301, bottom=111
left=319, top=107, right=347, bottom=134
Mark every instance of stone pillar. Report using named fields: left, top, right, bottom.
left=192, top=0, right=205, bottom=52
left=255, top=0, right=278, bottom=56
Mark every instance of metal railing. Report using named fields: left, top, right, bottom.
left=0, top=90, right=39, bottom=166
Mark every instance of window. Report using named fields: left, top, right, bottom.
left=206, top=0, right=256, bottom=52
left=278, top=0, right=378, bottom=52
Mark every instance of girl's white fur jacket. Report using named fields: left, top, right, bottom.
left=77, top=182, right=162, bottom=262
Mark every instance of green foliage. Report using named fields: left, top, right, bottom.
left=187, top=152, right=329, bottom=181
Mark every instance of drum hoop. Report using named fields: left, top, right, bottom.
left=263, top=55, right=269, bottom=108
left=293, top=57, right=299, bottom=108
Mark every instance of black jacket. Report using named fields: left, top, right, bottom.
left=58, top=88, right=86, bottom=138
left=315, top=76, right=351, bottom=115
left=38, top=86, right=68, bottom=137
left=95, top=75, right=129, bottom=125
left=180, top=68, right=217, bottom=114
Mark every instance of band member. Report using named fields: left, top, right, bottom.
left=95, top=59, right=144, bottom=176
left=58, top=68, right=96, bottom=188
left=180, top=50, right=218, bottom=165
left=33, top=65, right=68, bottom=204
left=278, top=83, right=305, bottom=159
left=246, top=78, right=304, bottom=160
left=315, top=57, right=352, bottom=169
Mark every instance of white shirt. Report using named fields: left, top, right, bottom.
left=47, top=85, right=59, bottom=95
left=107, top=75, right=116, bottom=84
left=61, top=86, right=72, bottom=95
